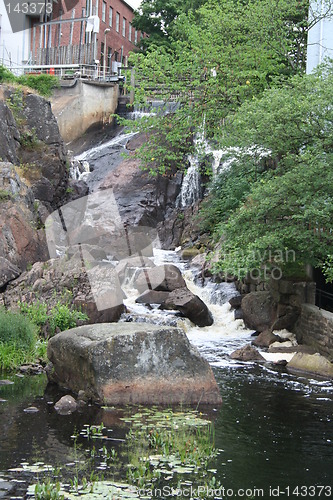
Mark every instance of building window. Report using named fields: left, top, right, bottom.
left=107, top=46, right=112, bottom=71
left=128, top=22, right=132, bottom=41
left=109, top=6, right=113, bottom=27
left=134, top=29, right=138, bottom=44
left=101, top=41, right=104, bottom=67
left=122, top=17, right=126, bottom=37
left=116, top=12, right=120, bottom=32
left=102, top=1, right=106, bottom=22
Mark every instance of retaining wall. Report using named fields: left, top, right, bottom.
left=293, top=304, right=333, bottom=360
left=51, top=79, right=119, bottom=143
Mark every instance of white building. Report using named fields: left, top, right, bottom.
left=0, top=0, right=33, bottom=73
left=306, top=0, right=333, bottom=73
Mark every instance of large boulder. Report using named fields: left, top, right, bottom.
left=241, top=291, right=277, bottom=332
left=287, top=352, right=333, bottom=378
left=163, top=287, right=214, bottom=327
left=47, top=323, right=222, bottom=405
left=134, top=264, right=186, bottom=294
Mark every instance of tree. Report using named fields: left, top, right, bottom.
left=126, top=0, right=324, bottom=174
left=202, top=64, right=333, bottom=279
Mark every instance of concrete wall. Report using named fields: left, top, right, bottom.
left=294, top=304, right=333, bottom=360
left=51, top=79, right=119, bottom=143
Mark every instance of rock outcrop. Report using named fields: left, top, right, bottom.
left=0, top=85, right=76, bottom=289
left=230, top=344, right=265, bottom=362
left=47, top=323, right=222, bottom=405
left=3, top=257, right=124, bottom=327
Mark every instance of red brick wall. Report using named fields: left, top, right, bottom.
left=31, top=0, right=141, bottom=67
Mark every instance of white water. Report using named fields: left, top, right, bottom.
left=74, top=131, right=137, bottom=162
left=121, top=248, right=256, bottom=369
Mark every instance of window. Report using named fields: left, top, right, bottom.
left=134, top=29, right=138, bottom=44
left=116, top=12, right=120, bottom=32
left=101, top=41, right=104, bottom=67
left=122, top=17, right=126, bottom=37
left=107, top=46, right=112, bottom=71
left=109, top=6, right=113, bottom=27
left=102, top=1, right=106, bottom=22
left=128, top=22, right=132, bottom=41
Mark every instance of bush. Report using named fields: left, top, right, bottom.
left=0, top=65, right=59, bottom=97
left=0, top=309, right=36, bottom=351
left=0, top=309, right=37, bottom=371
left=17, top=73, right=59, bottom=97
left=49, top=304, right=88, bottom=335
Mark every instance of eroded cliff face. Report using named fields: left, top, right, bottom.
left=0, top=84, right=69, bottom=289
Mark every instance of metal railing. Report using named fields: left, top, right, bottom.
left=316, top=287, right=333, bottom=312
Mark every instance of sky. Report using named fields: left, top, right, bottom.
left=127, top=0, right=142, bottom=9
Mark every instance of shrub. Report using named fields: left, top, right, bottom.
left=17, top=73, right=59, bottom=97
left=0, top=309, right=37, bottom=371
left=0, top=309, right=36, bottom=351
left=49, top=304, right=88, bottom=335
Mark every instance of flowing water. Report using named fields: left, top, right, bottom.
left=0, top=128, right=332, bottom=498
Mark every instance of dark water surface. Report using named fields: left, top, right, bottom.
left=1, top=361, right=332, bottom=499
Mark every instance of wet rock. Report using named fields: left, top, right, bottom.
left=0, top=380, right=14, bottom=386
left=19, top=363, right=44, bottom=375
left=54, top=395, right=78, bottom=415
left=234, top=308, right=244, bottom=320
left=242, top=292, right=277, bottom=332
left=136, top=290, right=170, bottom=305
left=134, top=264, right=186, bottom=294
left=230, top=344, right=265, bottom=362
left=287, top=352, right=333, bottom=378
left=47, top=323, right=222, bottom=405
left=252, top=330, right=280, bottom=348
left=23, top=406, right=39, bottom=413
left=229, top=295, right=243, bottom=309
left=163, top=287, right=214, bottom=327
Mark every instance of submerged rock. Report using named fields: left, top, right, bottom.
left=47, top=323, right=222, bottom=405
left=54, top=395, right=78, bottom=415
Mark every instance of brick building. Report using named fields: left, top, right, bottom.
left=30, top=0, right=141, bottom=74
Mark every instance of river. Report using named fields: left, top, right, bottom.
left=0, top=126, right=332, bottom=499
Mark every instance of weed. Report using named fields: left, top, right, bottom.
left=0, top=189, right=11, bottom=202
left=34, top=480, right=64, bottom=499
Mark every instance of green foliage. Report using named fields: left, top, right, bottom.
left=19, top=299, right=88, bottom=337
left=19, top=301, right=48, bottom=331
left=0, top=65, right=58, bottom=97
left=0, top=64, right=16, bottom=83
left=0, top=309, right=38, bottom=371
left=322, top=255, right=333, bottom=283
left=0, top=189, right=11, bottom=202
left=203, top=63, right=333, bottom=279
left=17, top=73, right=59, bottom=97
left=0, top=309, right=36, bottom=351
left=48, top=303, right=88, bottom=336
left=124, top=0, right=327, bottom=174
left=34, top=480, right=64, bottom=500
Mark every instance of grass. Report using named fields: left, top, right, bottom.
left=0, top=308, right=39, bottom=371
